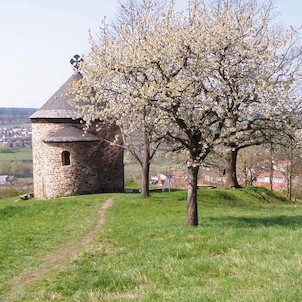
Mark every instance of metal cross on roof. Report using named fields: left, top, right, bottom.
left=70, top=54, right=83, bottom=69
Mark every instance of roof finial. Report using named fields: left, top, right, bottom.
left=70, top=54, right=83, bottom=70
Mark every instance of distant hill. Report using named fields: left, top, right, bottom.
left=0, top=107, right=36, bottom=124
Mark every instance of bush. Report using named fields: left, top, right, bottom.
left=290, top=190, right=302, bottom=201
left=0, top=146, right=16, bottom=153
left=0, top=187, right=22, bottom=199
left=124, top=177, right=139, bottom=188
left=0, top=160, right=33, bottom=177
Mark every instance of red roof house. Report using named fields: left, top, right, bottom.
left=254, top=171, right=286, bottom=190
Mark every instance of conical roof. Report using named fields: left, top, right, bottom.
left=43, top=125, right=99, bottom=143
left=30, top=72, right=82, bottom=119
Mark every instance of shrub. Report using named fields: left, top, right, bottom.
left=0, top=147, right=16, bottom=153
left=124, top=177, right=139, bottom=188
left=0, top=187, right=22, bottom=199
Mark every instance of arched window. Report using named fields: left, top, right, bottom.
left=62, top=151, right=70, bottom=166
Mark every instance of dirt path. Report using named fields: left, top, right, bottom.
left=13, top=197, right=114, bottom=287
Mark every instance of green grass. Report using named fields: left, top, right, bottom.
left=1, top=188, right=302, bottom=301
left=0, top=194, right=111, bottom=300
left=0, top=148, right=32, bottom=161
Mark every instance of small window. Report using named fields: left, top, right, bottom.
left=62, top=151, right=70, bottom=166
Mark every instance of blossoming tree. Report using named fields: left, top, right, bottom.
left=71, top=0, right=301, bottom=226
left=194, top=0, right=302, bottom=189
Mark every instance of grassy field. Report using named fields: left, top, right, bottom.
left=1, top=188, right=302, bottom=301
left=0, top=148, right=32, bottom=161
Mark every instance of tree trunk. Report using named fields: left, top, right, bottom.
left=289, top=165, right=293, bottom=201
left=224, top=148, right=241, bottom=189
left=141, top=130, right=150, bottom=198
left=141, top=162, right=150, bottom=198
left=287, top=145, right=293, bottom=201
left=243, top=162, right=248, bottom=187
left=187, top=165, right=199, bottom=227
left=269, top=142, right=274, bottom=192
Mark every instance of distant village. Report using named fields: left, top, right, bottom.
left=0, top=107, right=34, bottom=148
left=0, top=108, right=35, bottom=189
left=0, top=125, right=32, bottom=148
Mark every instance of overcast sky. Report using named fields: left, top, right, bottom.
left=0, top=0, right=301, bottom=109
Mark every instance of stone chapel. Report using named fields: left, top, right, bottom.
left=30, top=71, right=124, bottom=199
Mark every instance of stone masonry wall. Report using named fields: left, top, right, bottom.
left=32, top=121, right=124, bottom=199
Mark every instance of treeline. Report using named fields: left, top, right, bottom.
left=0, top=146, right=16, bottom=153
left=0, top=107, right=36, bottom=124
left=0, top=161, right=33, bottom=177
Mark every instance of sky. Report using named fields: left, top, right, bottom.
left=0, top=0, right=301, bottom=109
